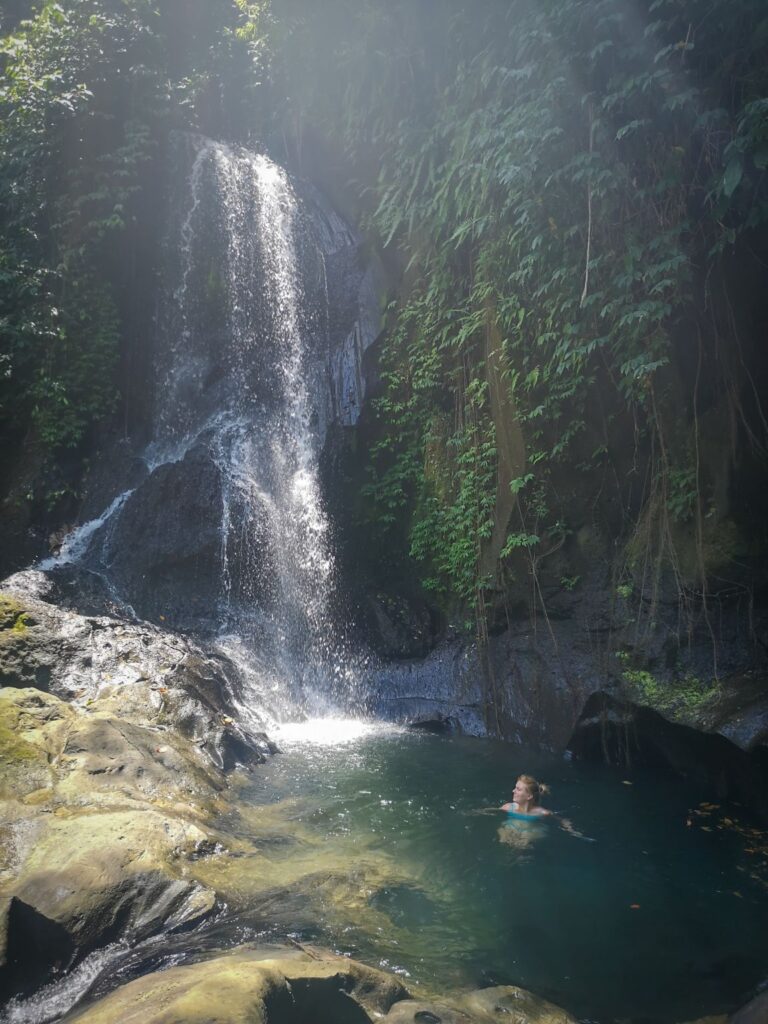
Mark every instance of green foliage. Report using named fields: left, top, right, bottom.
left=2, top=0, right=765, bottom=613
left=0, top=0, right=268, bottom=478
left=620, top=659, right=719, bottom=720
left=359, top=299, right=494, bottom=603
left=266, top=0, right=768, bottom=610
left=0, top=0, right=162, bottom=454
left=667, top=464, right=697, bottom=523
left=409, top=420, right=497, bottom=602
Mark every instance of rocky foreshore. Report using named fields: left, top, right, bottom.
left=0, top=570, right=273, bottom=1005
left=61, top=943, right=582, bottom=1024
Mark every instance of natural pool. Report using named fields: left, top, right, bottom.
left=238, top=721, right=767, bottom=1023
left=5, top=722, right=766, bottom=1024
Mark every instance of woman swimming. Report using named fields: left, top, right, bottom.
left=497, top=774, right=552, bottom=853
left=500, top=774, right=591, bottom=842
left=501, top=774, right=552, bottom=819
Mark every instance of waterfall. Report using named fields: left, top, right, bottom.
left=43, top=133, right=371, bottom=724
left=153, top=135, right=358, bottom=718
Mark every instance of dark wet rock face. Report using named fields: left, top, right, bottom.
left=365, top=642, right=487, bottom=736
left=359, top=591, right=440, bottom=660
left=2, top=898, right=76, bottom=1003
left=406, top=716, right=459, bottom=735
left=569, top=692, right=768, bottom=820
left=103, top=445, right=225, bottom=632
left=360, top=560, right=768, bottom=820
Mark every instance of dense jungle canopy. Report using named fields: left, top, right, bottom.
left=1, top=0, right=767, bottom=654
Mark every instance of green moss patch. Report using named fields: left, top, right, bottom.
left=0, top=594, right=28, bottom=633
left=618, top=656, right=719, bottom=725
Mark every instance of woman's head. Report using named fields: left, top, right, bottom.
left=514, top=774, right=549, bottom=805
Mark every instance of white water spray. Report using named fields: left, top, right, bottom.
left=160, top=137, right=360, bottom=719
left=36, top=134, right=366, bottom=725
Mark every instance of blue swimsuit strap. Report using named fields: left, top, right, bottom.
left=505, top=809, right=545, bottom=821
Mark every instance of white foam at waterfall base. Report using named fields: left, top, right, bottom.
left=215, top=632, right=289, bottom=734
left=271, top=718, right=405, bottom=748
left=218, top=634, right=378, bottom=752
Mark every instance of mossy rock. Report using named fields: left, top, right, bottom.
left=0, top=689, right=56, bottom=798
left=67, top=946, right=408, bottom=1024
left=383, top=985, right=580, bottom=1023
left=0, top=685, right=225, bottom=999
left=384, top=999, right=475, bottom=1023
left=461, top=985, right=579, bottom=1022
left=0, top=593, right=27, bottom=632
left=0, top=593, right=51, bottom=689
left=620, top=666, right=719, bottom=727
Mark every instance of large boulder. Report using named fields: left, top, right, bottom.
left=92, top=444, right=225, bottom=632
left=0, top=685, right=221, bottom=1001
left=384, top=986, right=580, bottom=1024
left=0, top=575, right=275, bottom=1002
left=460, top=986, right=579, bottom=1022
left=66, top=946, right=408, bottom=1024
left=0, top=573, right=271, bottom=763
left=64, top=944, right=590, bottom=1024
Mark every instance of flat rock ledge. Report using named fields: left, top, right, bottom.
left=65, top=944, right=580, bottom=1024
left=65, top=943, right=765, bottom=1024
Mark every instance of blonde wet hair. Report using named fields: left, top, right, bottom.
left=517, top=774, right=550, bottom=804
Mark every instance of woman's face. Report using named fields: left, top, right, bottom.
left=513, top=778, right=533, bottom=804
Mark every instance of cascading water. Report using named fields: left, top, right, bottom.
left=155, top=135, right=359, bottom=720
left=42, top=133, right=375, bottom=726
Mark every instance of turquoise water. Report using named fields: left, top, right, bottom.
left=243, top=725, right=768, bottom=1023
